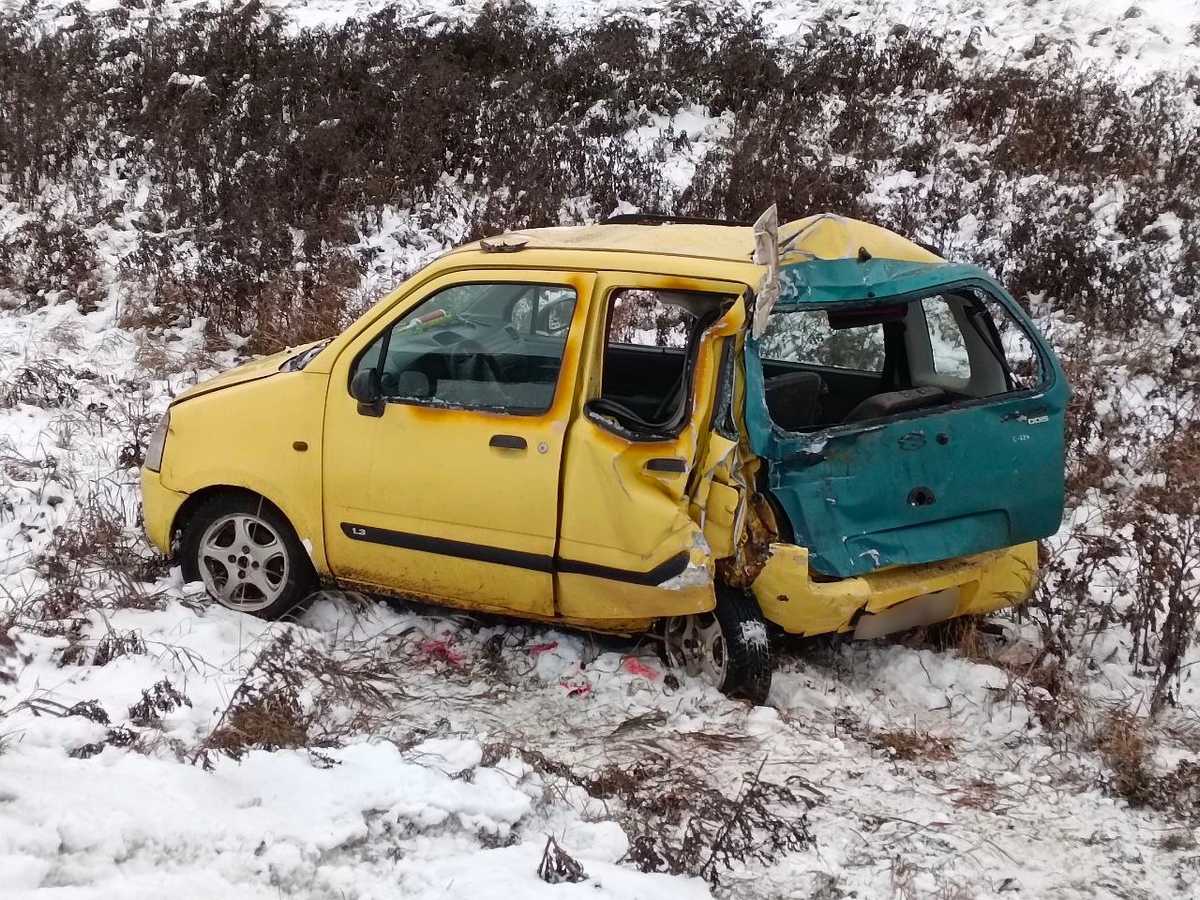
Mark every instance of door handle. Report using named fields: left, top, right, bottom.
left=489, top=434, right=527, bottom=450
left=645, top=457, right=687, bottom=473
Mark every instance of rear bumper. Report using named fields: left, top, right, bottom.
left=140, top=467, right=188, bottom=555
left=752, top=542, right=1038, bottom=637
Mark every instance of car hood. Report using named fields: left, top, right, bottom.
left=172, top=342, right=320, bottom=405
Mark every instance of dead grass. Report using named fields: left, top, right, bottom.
left=1090, top=707, right=1200, bottom=821
left=872, top=728, right=956, bottom=763
left=483, top=741, right=815, bottom=886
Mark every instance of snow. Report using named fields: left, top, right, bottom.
left=1, top=0, right=1198, bottom=897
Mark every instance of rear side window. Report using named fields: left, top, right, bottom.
left=914, top=291, right=1045, bottom=394
left=921, top=296, right=971, bottom=378
left=608, top=288, right=693, bottom=348
left=758, top=311, right=885, bottom=372
left=354, top=282, right=576, bottom=414
left=589, top=287, right=729, bottom=435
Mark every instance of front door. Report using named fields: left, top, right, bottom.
left=322, top=270, right=593, bottom=616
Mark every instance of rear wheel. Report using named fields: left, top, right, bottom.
left=180, top=493, right=316, bottom=619
left=661, top=587, right=772, bottom=704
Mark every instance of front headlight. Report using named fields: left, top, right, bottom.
left=144, top=411, right=169, bottom=472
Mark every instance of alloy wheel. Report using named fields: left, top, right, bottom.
left=662, top=613, right=728, bottom=688
left=197, top=513, right=289, bottom=612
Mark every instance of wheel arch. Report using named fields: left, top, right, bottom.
left=171, top=485, right=324, bottom=575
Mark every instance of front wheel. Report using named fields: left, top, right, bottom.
left=661, top=587, right=772, bottom=704
left=180, top=493, right=316, bottom=619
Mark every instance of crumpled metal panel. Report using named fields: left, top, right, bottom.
left=744, top=259, right=1069, bottom=579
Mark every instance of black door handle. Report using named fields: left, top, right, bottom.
left=489, top=434, right=527, bottom=450
left=645, top=457, right=687, bottom=473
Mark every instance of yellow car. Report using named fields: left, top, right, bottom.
left=141, top=211, right=1066, bottom=702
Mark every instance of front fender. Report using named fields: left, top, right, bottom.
left=161, top=370, right=331, bottom=576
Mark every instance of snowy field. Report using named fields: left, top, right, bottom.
left=2, top=1, right=1199, bottom=898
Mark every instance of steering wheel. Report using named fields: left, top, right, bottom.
left=451, top=339, right=504, bottom=384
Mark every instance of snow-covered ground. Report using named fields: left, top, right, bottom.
left=1, top=1, right=1198, bottom=897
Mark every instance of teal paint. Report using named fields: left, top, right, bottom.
left=745, top=258, right=1068, bottom=578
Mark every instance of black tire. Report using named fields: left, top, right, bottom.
left=179, top=492, right=317, bottom=620
left=660, top=586, right=773, bottom=705
left=713, top=587, right=773, bottom=704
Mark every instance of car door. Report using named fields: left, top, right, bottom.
left=322, top=270, right=594, bottom=617
left=555, top=272, right=749, bottom=621
left=745, top=274, right=1068, bottom=578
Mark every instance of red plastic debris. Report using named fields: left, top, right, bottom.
left=528, top=640, right=559, bottom=657
left=562, top=679, right=592, bottom=698
left=622, top=657, right=659, bottom=680
left=418, top=637, right=464, bottom=668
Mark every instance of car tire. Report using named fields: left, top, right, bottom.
left=179, top=493, right=317, bottom=620
left=660, top=585, right=773, bottom=704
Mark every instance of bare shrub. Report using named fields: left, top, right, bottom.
left=198, top=631, right=318, bottom=764
left=1118, top=424, right=1200, bottom=714
left=0, top=361, right=79, bottom=409
left=196, top=628, right=404, bottom=765
left=484, top=742, right=814, bottom=886
left=1093, top=708, right=1154, bottom=800
left=128, top=678, right=191, bottom=726
left=537, top=835, right=587, bottom=884
left=872, top=728, right=956, bottom=762
left=0, top=219, right=103, bottom=312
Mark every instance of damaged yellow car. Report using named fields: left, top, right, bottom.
left=140, top=210, right=1067, bottom=703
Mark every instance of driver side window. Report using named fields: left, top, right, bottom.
left=354, top=282, right=577, bottom=414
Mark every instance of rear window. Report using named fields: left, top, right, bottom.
left=756, top=289, right=1048, bottom=432
left=758, top=311, right=885, bottom=372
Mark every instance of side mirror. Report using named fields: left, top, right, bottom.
left=350, top=369, right=384, bottom=417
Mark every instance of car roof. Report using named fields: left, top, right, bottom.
left=451, top=213, right=942, bottom=266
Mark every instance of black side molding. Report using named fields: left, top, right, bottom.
left=557, top=551, right=690, bottom=586
left=341, top=523, right=553, bottom=572
left=340, top=523, right=691, bottom=586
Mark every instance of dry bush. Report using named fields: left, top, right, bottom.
left=196, top=628, right=405, bottom=766
left=9, top=2, right=1192, bottom=345
left=0, top=219, right=103, bottom=312
left=198, top=631, right=317, bottom=763
left=128, top=678, right=191, bottom=727
left=0, top=361, right=79, bottom=409
left=1093, top=708, right=1154, bottom=800
left=482, top=742, right=815, bottom=886
left=1119, top=424, right=1200, bottom=714
left=1091, top=707, right=1200, bottom=821
left=872, top=728, right=956, bottom=763
left=537, top=835, right=587, bottom=884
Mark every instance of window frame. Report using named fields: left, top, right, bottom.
left=348, top=278, right=581, bottom=417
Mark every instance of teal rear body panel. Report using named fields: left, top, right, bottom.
left=745, top=258, right=1068, bottom=579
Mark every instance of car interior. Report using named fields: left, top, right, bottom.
left=585, top=288, right=733, bottom=437
left=758, top=289, right=1043, bottom=432
left=355, top=282, right=577, bottom=413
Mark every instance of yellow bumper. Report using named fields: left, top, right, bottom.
left=752, top=542, right=1038, bottom=637
left=140, top=467, right=189, bottom=555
